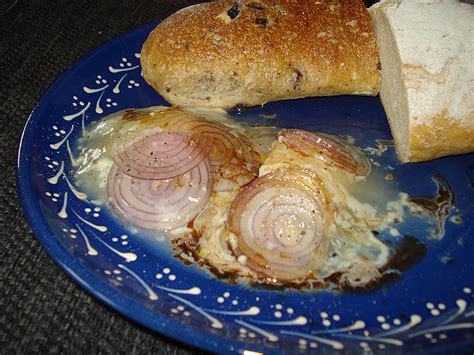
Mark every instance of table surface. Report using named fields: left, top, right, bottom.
left=2, top=0, right=377, bottom=353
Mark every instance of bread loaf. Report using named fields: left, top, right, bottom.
left=369, top=0, right=474, bottom=163
left=141, top=0, right=381, bottom=109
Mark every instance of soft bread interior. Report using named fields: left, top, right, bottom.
left=370, top=4, right=410, bottom=163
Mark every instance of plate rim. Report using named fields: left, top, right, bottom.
left=16, top=21, right=252, bottom=354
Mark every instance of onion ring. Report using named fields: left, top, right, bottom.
left=280, top=129, right=370, bottom=176
left=107, top=158, right=212, bottom=231
left=164, top=113, right=260, bottom=189
left=164, top=115, right=244, bottom=167
left=112, top=131, right=212, bottom=180
left=228, top=169, right=329, bottom=280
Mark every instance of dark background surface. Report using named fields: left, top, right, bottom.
left=1, top=0, right=377, bottom=353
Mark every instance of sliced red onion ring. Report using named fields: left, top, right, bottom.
left=112, top=131, right=212, bottom=180
left=228, top=169, right=329, bottom=280
left=164, top=113, right=260, bottom=189
left=107, top=159, right=212, bottom=231
left=164, top=115, right=248, bottom=167
left=280, top=129, right=370, bottom=176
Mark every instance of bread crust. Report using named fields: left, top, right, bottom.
left=409, top=113, right=474, bottom=163
left=141, top=0, right=381, bottom=108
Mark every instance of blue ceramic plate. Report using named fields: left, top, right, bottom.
left=17, top=22, right=474, bottom=354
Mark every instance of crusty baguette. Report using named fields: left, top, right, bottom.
left=370, top=0, right=474, bottom=163
left=141, top=0, right=381, bottom=109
